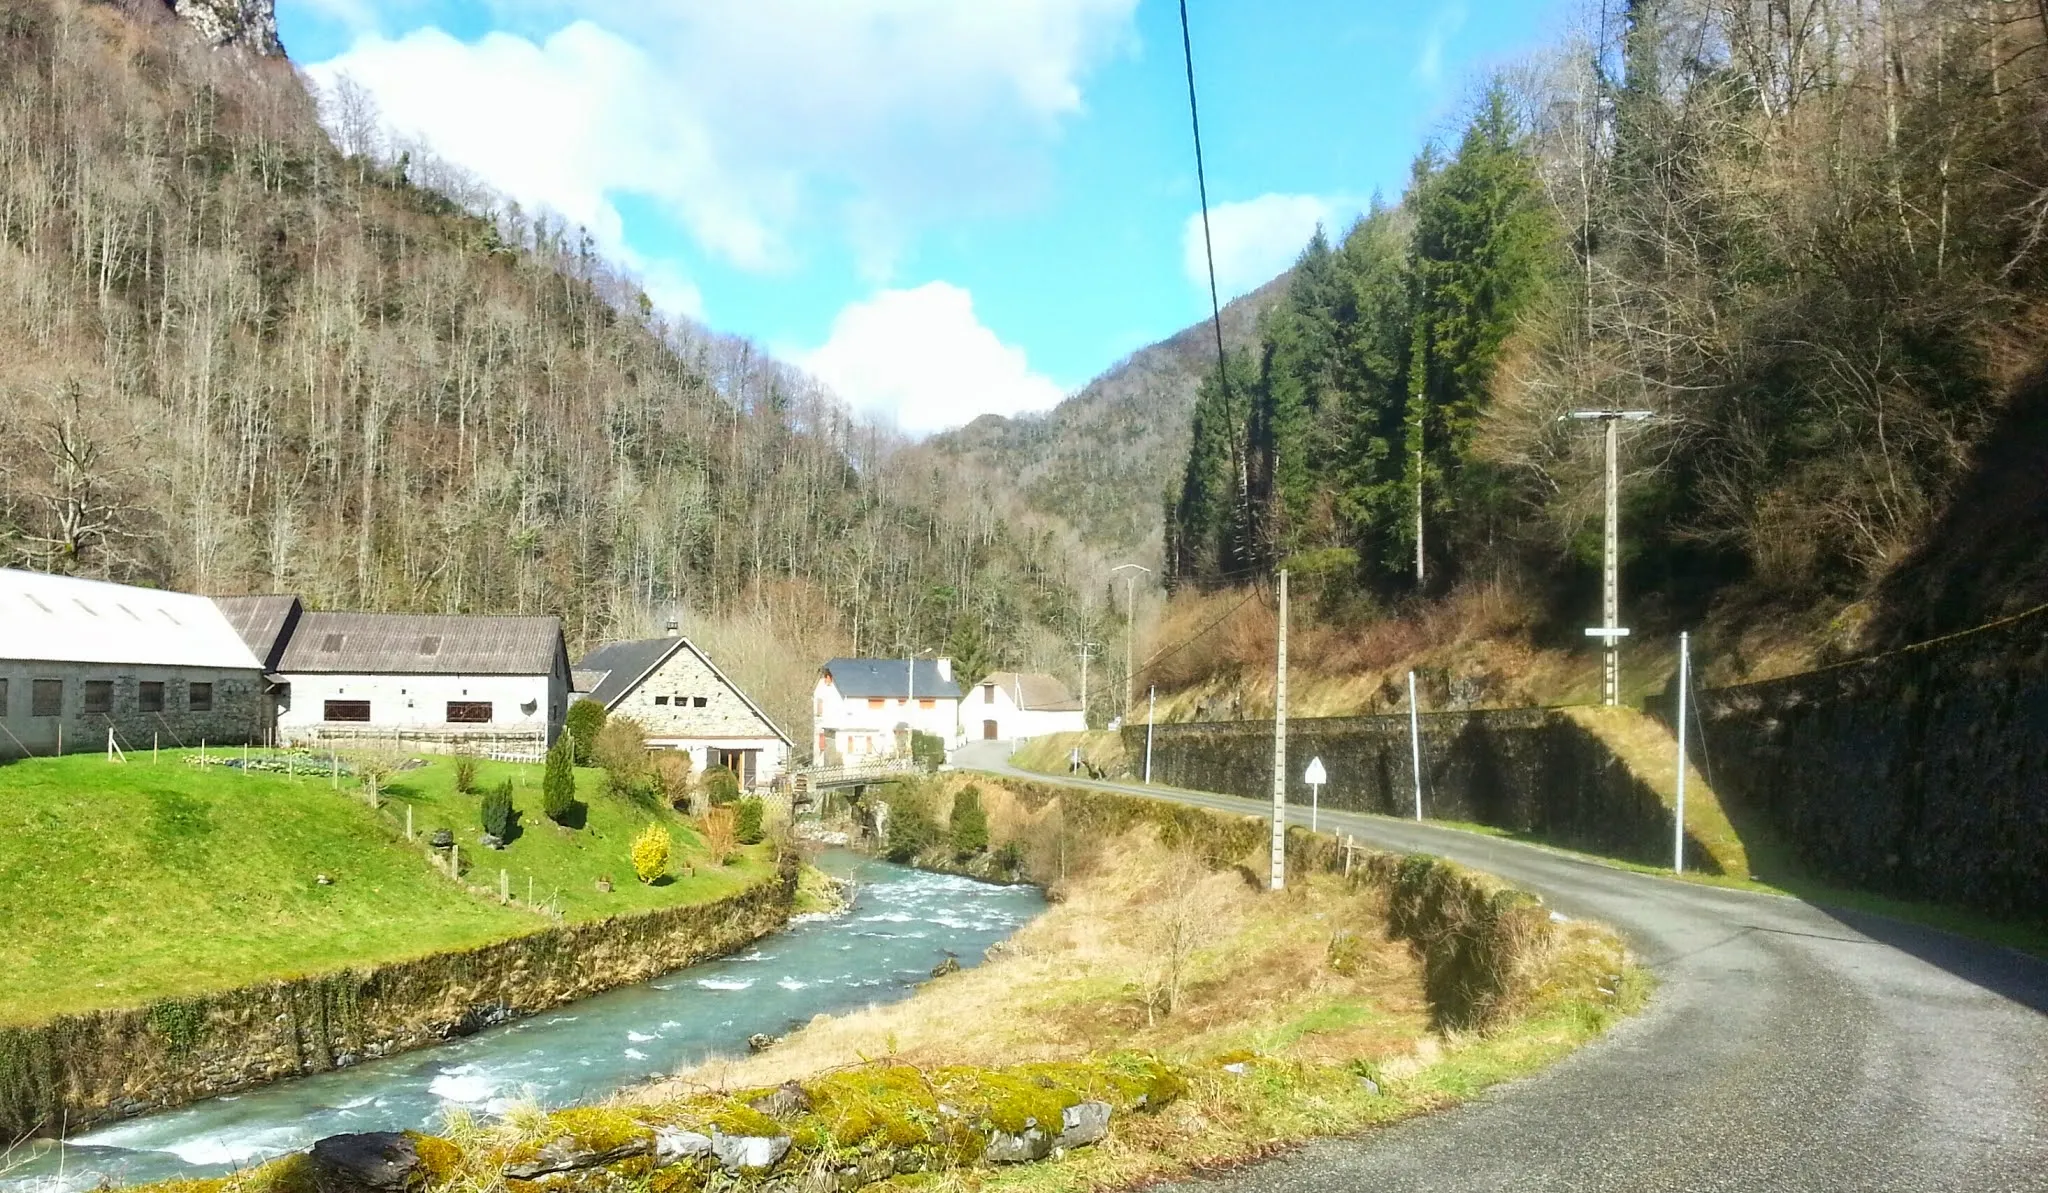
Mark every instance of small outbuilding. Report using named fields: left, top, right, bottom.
left=574, top=629, right=791, bottom=789
left=0, top=568, right=267, bottom=757
left=963, top=671, right=1087, bottom=741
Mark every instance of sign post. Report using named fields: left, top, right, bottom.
left=1304, top=756, right=1327, bottom=832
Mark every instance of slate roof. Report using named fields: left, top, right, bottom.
left=574, top=636, right=791, bottom=744
left=211, top=594, right=303, bottom=670
left=275, top=610, right=564, bottom=675
left=976, top=671, right=1083, bottom=712
left=821, top=658, right=963, bottom=700
left=0, top=569, right=263, bottom=670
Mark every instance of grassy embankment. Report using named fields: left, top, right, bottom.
left=0, top=750, right=774, bottom=1025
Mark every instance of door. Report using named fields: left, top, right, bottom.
left=983, top=719, right=998, bottom=740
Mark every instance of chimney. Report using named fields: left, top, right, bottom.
left=936, top=656, right=953, bottom=682
left=664, top=618, right=680, bottom=638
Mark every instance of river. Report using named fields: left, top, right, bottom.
left=1, top=852, right=1043, bottom=1192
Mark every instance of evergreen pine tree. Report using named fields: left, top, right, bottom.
left=542, top=733, right=577, bottom=825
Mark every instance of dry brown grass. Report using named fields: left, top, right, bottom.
left=641, top=824, right=1430, bottom=1098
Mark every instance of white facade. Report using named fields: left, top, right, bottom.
left=812, top=658, right=963, bottom=764
left=961, top=675, right=1088, bottom=742
left=276, top=671, right=565, bottom=750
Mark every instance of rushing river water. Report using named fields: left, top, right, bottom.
left=2, top=852, right=1043, bottom=1193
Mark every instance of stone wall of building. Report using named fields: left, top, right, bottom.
left=0, top=662, right=266, bottom=758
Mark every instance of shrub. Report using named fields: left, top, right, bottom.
left=884, top=799, right=941, bottom=863
left=453, top=755, right=480, bottom=795
left=700, top=806, right=739, bottom=864
left=542, top=734, right=577, bottom=825
left=565, top=700, right=607, bottom=766
left=735, top=796, right=765, bottom=845
left=653, top=751, right=694, bottom=811
left=630, top=824, right=671, bottom=884
left=950, top=786, right=989, bottom=858
left=910, top=731, right=946, bottom=772
left=593, top=716, right=654, bottom=800
left=702, top=765, right=740, bottom=807
left=479, top=780, right=515, bottom=840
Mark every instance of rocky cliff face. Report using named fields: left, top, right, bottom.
left=170, top=0, right=282, bottom=55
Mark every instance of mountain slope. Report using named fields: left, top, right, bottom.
left=921, top=275, right=1290, bottom=561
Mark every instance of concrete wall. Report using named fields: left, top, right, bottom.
left=1123, top=707, right=1718, bottom=872
left=0, top=661, right=266, bottom=758
left=1653, top=608, right=2048, bottom=917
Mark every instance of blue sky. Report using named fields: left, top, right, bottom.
left=280, top=0, right=1574, bottom=434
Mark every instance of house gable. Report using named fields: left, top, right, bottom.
left=594, top=639, right=790, bottom=745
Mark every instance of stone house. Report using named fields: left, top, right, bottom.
left=962, top=671, right=1087, bottom=741
left=812, top=657, right=962, bottom=764
left=219, top=599, right=572, bottom=756
left=574, top=629, right=791, bottom=788
left=0, top=568, right=268, bottom=758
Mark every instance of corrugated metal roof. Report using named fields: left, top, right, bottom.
left=0, top=569, right=264, bottom=670
left=275, top=610, right=563, bottom=675
left=575, top=636, right=792, bottom=745
left=976, top=671, right=1083, bottom=711
left=211, top=594, right=302, bottom=669
left=821, top=658, right=963, bottom=700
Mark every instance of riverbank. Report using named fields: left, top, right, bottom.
left=0, top=749, right=787, bottom=1140
left=134, top=774, right=1639, bottom=1193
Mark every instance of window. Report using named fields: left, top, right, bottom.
left=320, top=633, right=345, bottom=652
left=418, top=636, right=441, bottom=656
left=324, top=700, right=370, bottom=722
left=0, top=678, right=8, bottom=715
left=654, top=695, right=670, bottom=706
left=446, top=701, right=492, bottom=723
left=693, top=696, right=708, bottom=708
left=139, top=681, right=165, bottom=713
left=32, top=679, right=61, bottom=717
left=73, top=599, right=98, bottom=617
left=919, top=699, right=935, bottom=710
left=189, top=682, right=214, bottom=712
left=984, top=683, right=995, bottom=704
left=868, top=698, right=885, bottom=710
left=83, top=680, right=113, bottom=714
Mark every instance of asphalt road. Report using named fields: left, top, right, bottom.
left=954, top=742, right=2048, bottom=1192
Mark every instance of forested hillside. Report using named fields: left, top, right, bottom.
left=0, top=0, right=1090, bottom=737
left=921, top=275, right=1288, bottom=562
left=1168, top=0, right=2048, bottom=662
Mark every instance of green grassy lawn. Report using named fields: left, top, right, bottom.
left=0, top=751, right=773, bottom=1026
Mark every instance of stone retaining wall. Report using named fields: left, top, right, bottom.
left=1121, top=709, right=1717, bottom=871
left=0, top=853, right=798, bottom=1139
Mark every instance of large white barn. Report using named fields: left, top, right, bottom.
left=0, top=569, right=267, bottom=758
left=216, top=598, right=572, bottom=756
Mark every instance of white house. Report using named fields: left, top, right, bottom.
left=813, top=657, right=962, bottom=764
left=575, top=629, right=791, bottom=789
left=962, top=671, right=1088, bottom=741
left=0, top=569, right=267, bottom=758
left=228, top=601, right=572, bottom=755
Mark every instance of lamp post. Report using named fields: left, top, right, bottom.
left=1562, top=409, right=1654, bottom=706
left=1111, top=563, right=1152, bottom=721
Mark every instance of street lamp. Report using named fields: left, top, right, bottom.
left=1561, top=409, right=1654, bottom=706
left=1111, top=563, right=1152, bottom=720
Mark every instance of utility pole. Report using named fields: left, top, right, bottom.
left=1563, top=409, right=1653, bottom=705
left=1074, top=640, right=1099, bottom=728
left=1415, top=448, right=1426, bottom=585
left=1145, top=684, right=1156, bottom=784
left=1408, top=670, right=1424, bottom=821
left=1675, top=630, right=1690, bottom=874
left=1112, top=563, right=1153, bottom=721
left=1270, top=568, right=1288, bottom=891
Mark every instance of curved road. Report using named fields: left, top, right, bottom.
left=954, top=742, right=2048, bottom=1192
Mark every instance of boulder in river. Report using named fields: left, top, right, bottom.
left=746, top=1032, right=780, bottom=1052
left=930, top=955, right=960, bottom=978
left=310, top=1132, right=418, bottom=1193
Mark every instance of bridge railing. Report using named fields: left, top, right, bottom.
left=792, top=758, right=919, bottom=796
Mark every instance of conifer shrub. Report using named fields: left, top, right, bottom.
left=885, top=800, right=941, bottom=863
left=702, top=765, right=741, bottom=807
left=630, top=824, right=671, bottom=884
left=950, top=786, right=989, bottom=858
left=735, top=796, right=765, bottom=845
left=542, top=734, right=577, bottom=826
left=479, top=779, right=515, bottom=841
left=910, top=730, right=946, bottom=772
left=565, top=700, right=607, bottom=766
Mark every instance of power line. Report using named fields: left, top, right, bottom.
left=1131, top=587, right=1261, bottom=684
left=1178, top=0, right=1230, bottom=392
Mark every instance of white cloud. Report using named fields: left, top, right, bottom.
left=1414, top=4, right=1468, bottom=85
left=306, top=0, right=1137, bottom=284
left=800, top=283, right=1065, bottom=436
left=1183, top=194, right=1358, bottom=302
